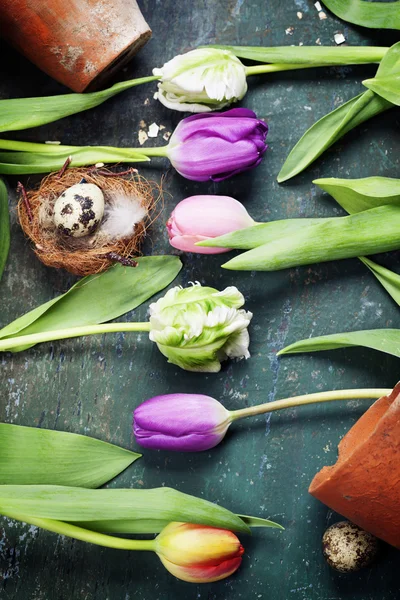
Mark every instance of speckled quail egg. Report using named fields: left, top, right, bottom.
left=53, top=181, right=104, bottom=237
left=322, top=521, right=379, bottom=573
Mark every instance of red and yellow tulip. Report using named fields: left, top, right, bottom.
left=155, top=522, right=244, bottom=583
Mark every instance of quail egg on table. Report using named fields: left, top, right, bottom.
left=53, top=181, right=104, bottom=237
left=322, top=521, right=380, bottom=573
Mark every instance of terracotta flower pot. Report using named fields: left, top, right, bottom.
left=0, top=0, right=151, bottom=92
left=310, top=383, right=400, bottom=548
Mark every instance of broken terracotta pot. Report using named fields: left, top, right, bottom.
left=0, top=0, right=151, bottom=91
left=310, top=382, right=400, bottom=549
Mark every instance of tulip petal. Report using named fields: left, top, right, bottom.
left=159, top=554, right=243, bottom=583
left=170, top=234, right=231, bottom=254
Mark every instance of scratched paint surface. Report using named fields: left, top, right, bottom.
left=0, top=1, right=400, bottom=598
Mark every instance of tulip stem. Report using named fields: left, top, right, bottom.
left=245, top=63, right=326, bottom=76
left=0, top=138, right=169, bottom=158
left=0, top=322, right=152, bottom=352
left=136, top=146, right=169, bottom=157
left=229, top=388, right=391, bottom=421
left=0, top=511, right=156, bottom=551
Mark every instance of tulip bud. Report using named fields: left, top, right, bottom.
left=166, top=108, right=268, bottom=182
left=148, top=283, right=252, bottom=372
left=153, top=48, right=248, bottom=113
left=133, top=393, right=231, bottom=451
left=167, top=195, right=255, bottom=254
left=155, top=522, right=244, bottom=583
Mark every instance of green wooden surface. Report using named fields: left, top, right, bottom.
left=0, top=1, right=399, bottom=598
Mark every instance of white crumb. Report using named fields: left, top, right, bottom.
left=148, top=123, right=159, bottom=138
left=319, top=11, right=327, bottom=19
left=297, top=11, right=303, bottom=19
left=334, top=32, right=346, bottom=44
left=138, top=130, right=148, bottom=145
left=285, top=26, right=294, bottom=35
left=314, top=1, right=322, bottom=10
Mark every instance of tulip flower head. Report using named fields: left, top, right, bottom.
left=153, top=48, right=248, bottom=113
left=148, top=283, right=252, bottom=372
left=167, top=195, right=255, bottom=254
left=155, top=522, right=244, bottom=583
left=166, top=108, right=268, bottom=181
left=134, top=393, right=231, bottom=451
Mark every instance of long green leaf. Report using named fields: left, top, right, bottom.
left=206, top=45, right=388, bottom=65
left=0, top=485, right=251, bottom=534
left=359, top=257, right=400, bottom=305
left=197, top=218, right=327, bottom=250
left=75, top=518, right=175, bottom=534
left=0, top=179, right=9, bottom=282
left=76, top=514, right=284, bottom=534
left=277, top=90, right=391, bottom=182
left=0, top=76, right=158, bottom=134
left=0, top=424, right=140, bottom=487
left=278, top=329, right=400, bottom=358
left=322, top=0, right=400, bottom=30
left=222, top=205, right=400, bottom=271
left=0, top=255, right=182, bottom=351
left=314, top=176, right=400, bottom=214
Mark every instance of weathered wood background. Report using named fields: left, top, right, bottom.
left=0, top=1, right=399, bottom=598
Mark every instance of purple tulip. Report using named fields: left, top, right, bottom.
left=133, top=393, right=232, bottom=452
left=167, top=195, right=255, bottom=254
left=166, top=108, right=268, bottom=182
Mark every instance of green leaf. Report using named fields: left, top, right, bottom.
left=278, top=329, right=400, bottom=358
left=322, top=0, right=400, bottom=30
left=277, top=42, right=400, bottom=183
left=237, top=515, right=284, bottom=530
left=0, top=255, right=182, bottom=351
left=222, top=205, right=400, bottom=271
left=363, top=72, right=400, bottom=106
left=0, top=179, right=10, bottom=282
left=206, top=44, right=388, bottom=65
left=0, top=424, right=140, bottom=487
left=74, top=518, right=173, bottom=534
left=359, top=257, right=400, bottom=306
left=0, top=485, right=251, bottom=534
left=277, top=90, right=392, bottom=183
left=0, top=76, right=158, bottom=134
left=197, top=218, right=327, bottom=249
left=314, top=177, right=400, bottom=307
left=72, top=515, right=284, bottom=534
left=314, top=176, right=400, bottom=214
left=363, top=41, right=400, bottom=104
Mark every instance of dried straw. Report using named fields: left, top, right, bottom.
left=18, top=167, right=161, bottom=276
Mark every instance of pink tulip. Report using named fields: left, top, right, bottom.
left=167, top=195, right=255, bottom=254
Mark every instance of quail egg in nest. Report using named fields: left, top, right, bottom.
left=54, top=180, right=104, bottom=237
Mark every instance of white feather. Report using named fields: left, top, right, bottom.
left=101, top=194, right=147, bottom=240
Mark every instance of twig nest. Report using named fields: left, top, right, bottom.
left=18, top=167, right=160, bottom=276
left=322, top=521, right=380, bottom=573
left=53, top=181, right=105, bottom=237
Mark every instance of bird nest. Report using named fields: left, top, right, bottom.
left=18, top=167, right=160, bottom=276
